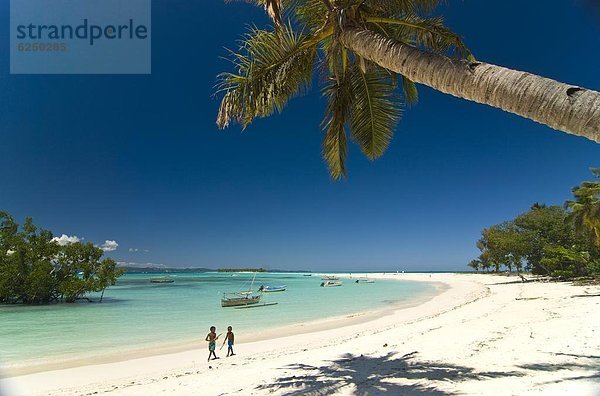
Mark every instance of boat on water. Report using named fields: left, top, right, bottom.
left=321, top=280, right=342, bottom=287
left=150, top=276, right=174, bottom=284
left=303, top=274, right=312, bottom=277
left=355, top=278, right=375, bottom=284
left=221, top=273, right=262, bottom=307
left=259, top=285, right=287, bottom=292
left=321, top=275, right=339, bottom=281
left=221, top=292, right=261, bottom=307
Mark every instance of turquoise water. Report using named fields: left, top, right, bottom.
left=0, top=273, right=438, bottom=370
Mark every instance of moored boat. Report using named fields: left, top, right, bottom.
left=221, top=272, right=262, bottom=307
left=355, top=277, right=375, bottom=284
left=150, top=276, right=174, bottom=284
left=321, top=275, right=339, bottom=281
left=221, top=292, right=261, bottom=307
left=320, top=280, right=342, bottom=287
left=259, top=285, right=286, bottom=292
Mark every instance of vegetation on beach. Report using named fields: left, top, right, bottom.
left=469, top=170, right=600, bottom=278
left=216, top=0, right=600, bottom=180
left=0, top=211, right=124, bottom=304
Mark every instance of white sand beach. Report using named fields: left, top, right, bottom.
left=2, top=273, right=599, bottom=396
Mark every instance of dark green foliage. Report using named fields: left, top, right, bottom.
left=0, top=211, right=124, bottom=304
left=470, top=170, right=600, bottom=278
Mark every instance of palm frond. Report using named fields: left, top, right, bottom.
left=401, top=75, right=418, bottom=104
left=216, top=24, right=317, bottom=129
left=348, top=64, right=402, bottom=160
left=366, top=15, right=471, bottom=58
left=365, top=0, right=445, bottom=16
left=322, top=76, right=351, bottom=179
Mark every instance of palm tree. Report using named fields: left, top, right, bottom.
left=216, top=0, right=600, bottom=179
left=566, top=169, right=600, bottom=246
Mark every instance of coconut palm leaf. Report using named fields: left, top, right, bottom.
left=348, top=64, right=402, bottom=160
left=401, top=76, right=418, bottom=104
left=322, top=76, right=351, bottom=179
left=216, top=24, right=317, bottom=129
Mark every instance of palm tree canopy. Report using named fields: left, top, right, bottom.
left=216, top=0, right=470, bottom=179
left=566, top=168, right=600, bottom=246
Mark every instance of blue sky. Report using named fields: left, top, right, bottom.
left=1, top=0, right=599, bottom=271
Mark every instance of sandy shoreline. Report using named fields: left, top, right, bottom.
left=2, top=273, right=599, bottom=395
left=0, top=276, right=446, bottom=377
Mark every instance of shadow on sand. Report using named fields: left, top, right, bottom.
left=255, top=351, right=524, bottom=395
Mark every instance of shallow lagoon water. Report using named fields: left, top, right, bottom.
left=0, top=272, right=439, bottom=370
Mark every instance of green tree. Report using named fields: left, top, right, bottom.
left=476, top=222, right=526, bottom=273
left=467, top=259, right=480, bottom=272
left=94, top=258, right=123, bottom=303
left=540, top=245, right=596, bottom=278
left=0, top=212, right=124, bottom=304
left=471, top=202, right=600, bottom=278
left=217, top=0, right=600, bottom=180
left=566, top=169, right=600, bottom=246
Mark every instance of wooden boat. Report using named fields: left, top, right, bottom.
left=221, top=273, right=261, bottom=307
left=259, top=285, right=287, bottom=292
left=221, top=292, right=260, bottom=307
left=150, top=276, right=174, bottom=284
left=320, top=280, right=342, bottom=287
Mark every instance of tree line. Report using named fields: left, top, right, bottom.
left=0, top=211, right=124, bottom=304
left=468, top=170, right=600, bottom=278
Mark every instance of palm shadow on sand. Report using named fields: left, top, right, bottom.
left=255, top=351, right=524, bottom=395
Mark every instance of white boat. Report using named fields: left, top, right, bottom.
left=321, top=275, right=339, bottom=281
left=355, top=277, right=374, bottom=284
left=259, top=285, right=286, bottom=292
left=321, top=280, right=342, bottom=287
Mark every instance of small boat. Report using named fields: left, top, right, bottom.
left=321, top=280, right=342, bottom=287
left=355, top=277, right=375, bottom=284
left=221, top=272, right=261, bottom=307
left=221, top=292, right=261, bottom=307
left=259, top=285, right=286, bottom=292
left=321, top=275, right=339, bottom=281
left=303, top=274, right=312, bottom=277
left=150, top=276, right=174, bottom=284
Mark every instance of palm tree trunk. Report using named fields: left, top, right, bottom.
left=341, top=28, right=600, bottom=143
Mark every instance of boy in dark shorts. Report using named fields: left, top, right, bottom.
left=221, top=326, right=235, bottom=357
left=205, top=326, right=220, bottom=362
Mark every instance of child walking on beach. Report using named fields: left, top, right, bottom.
left=221, top=326, right=235, bottom=357
left=205, top=326, right=221, bottom=362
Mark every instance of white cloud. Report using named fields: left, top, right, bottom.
left=100, top=240, right=119, bottom=252
left=128, top=248, right=149, bottom=253
left=52, top=234, right=81, bottom=246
